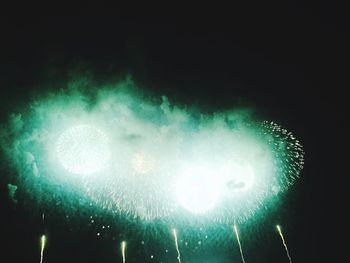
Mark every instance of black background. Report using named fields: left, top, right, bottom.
left=0, top=3, right=347, bottom=262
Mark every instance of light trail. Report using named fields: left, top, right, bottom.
left=121, top=241, right=127, bottom=263
left=172, top=228, right=182, bottom=263
left=276, top=225, right=292, bottom=263
left=234, top=224, right=246, bottom=263
left=39, top=235, right=46, bottom=263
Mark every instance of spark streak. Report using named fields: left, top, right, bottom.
left=121, top=241, right=127, bottom=263
left=233, top=225, right=246, bottom=263
left=276, top=225, right=292, bottom=263
left=172, top=228, right=182, bottom=263
left=39, top=235, right=46, bottom=263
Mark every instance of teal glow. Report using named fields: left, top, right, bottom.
left=0, top=77, right=304, bottom=225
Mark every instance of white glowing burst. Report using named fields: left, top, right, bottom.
left=56, top=125, right=110, bottom=175
left=4, top=85, right=304, bottom=224
left=176, top=166, right=222, bottom=214
left=174, top=159, right=268, bottom=218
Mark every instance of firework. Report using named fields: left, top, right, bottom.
left=233, top=225, right=246, bottom=263
left=121, top=241, right=126, bottom=263
left=56, top=125, right=110, bottom=175
left=39, top=235, right=46, bottom=263
left=276, top=225, right=292, bottom=263
left=261, top=121, right=304, bottom=192
left=172, top=229, right=182, bottom=263
left=1, top=78, right=304, bottom=225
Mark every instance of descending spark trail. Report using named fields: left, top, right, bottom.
left=234, top=225, right=246, bottom=263
left=39, top=235, right=46, bottom=263
left=276, top=225, right=292, bottom=263
left=172, top=229, right=182, bottom=263
left=121, top=241, right=126, bottom=263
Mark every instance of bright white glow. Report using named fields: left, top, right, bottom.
left=56, top=125, right=110, bottom=175
left=176, top=166, right=222, bottom=214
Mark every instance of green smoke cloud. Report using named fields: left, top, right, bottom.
left=0, top=75, right=304, bottom=225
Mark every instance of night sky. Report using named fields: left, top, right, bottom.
left=0, top=4, right=347, bottom=262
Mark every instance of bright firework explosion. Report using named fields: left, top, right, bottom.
left=56, top=125, right=110, bottom=175
left=0, top=78, right=304, bottom=228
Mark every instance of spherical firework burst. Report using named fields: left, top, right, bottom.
left=56, top=125, right=111, bottom=175
left=171, top=126, right=279, bottom=223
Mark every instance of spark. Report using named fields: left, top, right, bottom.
left=172, top=228, right=182, bottom=263
left=39, top=235, right=46, bottom=263
left=233, top=225, right=246, bottom=263
left=121, top=241, right=127, bottom=263
left=276, top=225, right=292, bottom=263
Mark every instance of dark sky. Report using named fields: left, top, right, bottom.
left=0, top=4, right=347, bottom=262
